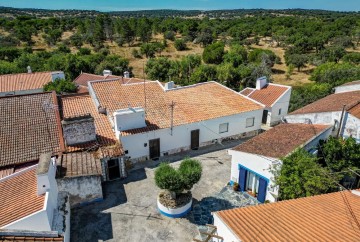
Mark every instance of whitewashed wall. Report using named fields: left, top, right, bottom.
left=335, top=84, right=360, bottom=93
left=343, top=113, right=360, bottom=143
left=121, top=109, right=263, bottom=161
left=269, top=88, right=291, bottom=126
left=229, top=150, right=279, bottom=202
left=285, top=111, right=341, bottom=126
left=213, top=213, right=240, bottom=242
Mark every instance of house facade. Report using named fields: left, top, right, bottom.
left=229, top=123, right=332, bottom=203
left=240, top=77, right=291, bottom=126
left=0, top=153, right=70, bottom=242
left=88, top=80, right=265, bottom=162
left=285, top=86, right=360, bottom=143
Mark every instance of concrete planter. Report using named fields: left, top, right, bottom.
left=157, top=197, right=192, bottom=218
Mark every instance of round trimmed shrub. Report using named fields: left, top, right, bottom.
left=178, top=158, right=202, bottom=190
left=155, top=163, right=183, bottom=194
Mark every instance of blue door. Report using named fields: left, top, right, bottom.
left=257, top=177, right=268, bottom=203
left=239, top=168, right=247, bottom=192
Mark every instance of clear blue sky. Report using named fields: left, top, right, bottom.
left=1, top=0, right=359, bottom=12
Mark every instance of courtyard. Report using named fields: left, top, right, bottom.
left=71, top=140, right=258, bottom=242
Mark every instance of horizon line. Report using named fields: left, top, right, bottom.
left=0, top=6, right=359, bottom=13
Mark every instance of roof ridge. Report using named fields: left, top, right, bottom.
left=0, top=91, right=52, bottom=100
left=0, top=71, right=54, bottom=77
left=0, top=164, right=37, bottom=183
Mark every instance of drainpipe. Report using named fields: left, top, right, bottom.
left=336, top=105, right=346, bottom=138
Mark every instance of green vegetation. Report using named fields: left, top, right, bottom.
left=154, top=158, right=202, bottom=195
left=273, top=137, right=360, bottom=200
left=43, top=78, right=77, bottom=94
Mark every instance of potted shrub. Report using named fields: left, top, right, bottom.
left=233, top=182, right=239, bottom=191
left=155, top=158, right=202, bottom=218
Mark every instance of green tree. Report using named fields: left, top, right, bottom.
left=145, top=57, right=172, bottom=81
left=319, top=46, right=346, bottom=63
left=174, top=39, right=186, bottom=51
left=155, top=158, right=202, bottom=197
left=43, top=78, right=77, bottom=94
left=140, top=43, right=157, bottom=58
left=95, top=55, right=132, bottom=76
left=202, top=42, right=225, bottom=65
left=310, top=62, right=360, bottom=85
left=286, top=54, right=308, bottom=72
left=272, top=149, right=337, bottom=200
left=190, top=64, right=217, bottom=83
left=342, top=52, right=360, bottom=65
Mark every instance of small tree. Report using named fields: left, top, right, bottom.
left=174, top=39, right=186, bottom=51
left=286, top=54, right=308, bottom=72
left=202, top=42, right=225, bottom=64
left=43, top=78, right=77, bottom=94
left=155, top=158, right=202, bottom=199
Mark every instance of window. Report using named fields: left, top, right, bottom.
left=278, top=108, right=282, bottom=115
left=246, top=117, right=255, bottom=127
left=219, top=123, right=229, bottom=133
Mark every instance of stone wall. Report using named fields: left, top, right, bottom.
left=57, top=175, right=103, bottom=207
left=61, top=115, right=96, bottom=146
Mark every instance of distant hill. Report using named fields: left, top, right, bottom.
left=0, top=6, right=358, bottom=18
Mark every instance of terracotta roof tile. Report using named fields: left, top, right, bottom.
left=90, top=81, right=263, bottom=135
left=73, top=73, right=121, bottom=87
left=215, top=190, right=360, bottom=242
left=291, top=91, right=360, bottom=115
left=73, top=72, right=147, bottom=89
left=60, top=94, right=123, bottom=156
left=0, top=161, right=38, bottom=179
left=0, top=236, right=63, bottom=241
left=232, top=123, right=330, bottom=158
left=348, top=102, right=360, bottom=119
left=0, top=72, right=54, bottom=93
left=0, top=92, right=63, bottom=167
left=241, top=84, right=290, bottom=108
left=0, top=166, right=45, bottom=228
left=58, top=152, right=102, bottom=177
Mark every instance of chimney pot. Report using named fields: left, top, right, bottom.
left=256, top=76, right=268, bottom=90
left=27, top=66, right=32, bottom=74
left=124, top=71, right=130, bottom=78
left=103, top=70, right=112, bottom=76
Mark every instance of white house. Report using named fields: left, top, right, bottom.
left=88, top=80, right=265, bottom=161
left=212, top=189, right=360, bottom=242
left=0, top=153, right=70, bottom=242
left=285, top=85, right=360, bottom=142
left=229, top=123, right=332, bottom=203
left=240, top=77, right=291, bottom=126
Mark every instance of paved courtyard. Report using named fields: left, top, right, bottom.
left=71, top=140, right=258, bottom=242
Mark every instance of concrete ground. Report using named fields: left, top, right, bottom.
left=70, top=140, right=246, bottom=242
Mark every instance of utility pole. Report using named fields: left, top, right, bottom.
left=336, top=104, right=346, bottom=138
left=170, top=101, right=175, bottom=136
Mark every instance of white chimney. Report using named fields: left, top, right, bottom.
left=103, top=70, right=112, bottom=76
left=36, top=153, right=58, bottom=196
left=165, top=81, right=174, bottom=91
left=124, top=71, right=130, bottom=78
left=27, top=66, right=32, bottom=74
left=256, top=76, right=268, bottom=90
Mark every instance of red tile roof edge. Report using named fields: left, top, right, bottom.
left=0, top=164, right=38, bottom=183
left=0, top=71, right=54, bottom=78
left=0, top=91, right=53, bottom=100
left=52, top=91, right=66, bottom=153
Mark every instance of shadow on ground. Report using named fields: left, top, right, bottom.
left=70, top=168, right=147, bottom=242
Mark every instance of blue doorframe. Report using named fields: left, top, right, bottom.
left=238, top=164, right=269, bottom=203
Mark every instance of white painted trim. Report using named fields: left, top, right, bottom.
left=213, top=212, right=242, bottom=242
left=157, top=197, right=192, bottom=215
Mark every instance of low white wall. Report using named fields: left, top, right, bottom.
left=213, top=213, right=240, bottom=242
left=285, top=111, right=341, bottom=125
left=229, top=150, right=278, bottom=202
left=157, top=198, right=192, bottom=218
left=121, top=110, right=263, bottom=161
left=57, top=175, right=103, bottom=207
left=335, top=84, right=360, bottom=93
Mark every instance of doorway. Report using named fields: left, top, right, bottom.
left=149, top=138, right=160, bottom=159
left=191, top=129, right=200, bottom=150
left=262, top=110, right=268, bottom=124
left=107, top=158, right=121, bottom=180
